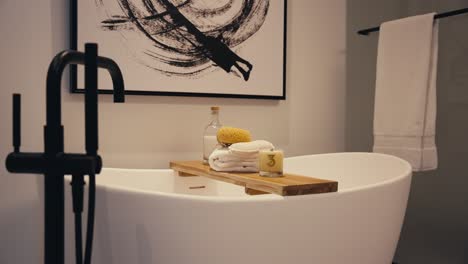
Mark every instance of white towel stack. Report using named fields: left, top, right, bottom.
left=209, top=140, right=274, bottom=172
left=373, top=13, right=439, bottom=171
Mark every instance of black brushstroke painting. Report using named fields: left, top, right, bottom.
left=96, top=0, right=270, bottom=81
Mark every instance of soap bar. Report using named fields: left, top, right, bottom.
left=258, top=149, right=284, bottom=177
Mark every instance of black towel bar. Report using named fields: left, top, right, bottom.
left=357, top=7, right=468, bottom=35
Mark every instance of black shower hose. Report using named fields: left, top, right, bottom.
left=71, top=173, right=96, bottom=264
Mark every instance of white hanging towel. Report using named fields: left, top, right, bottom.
left=373, top=13, right=439, bottom=172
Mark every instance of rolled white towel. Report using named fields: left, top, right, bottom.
left=209, top=148, right=257, bottom=163
left=208, top=148, right=259, bottom=172
left=212, top=160, right=258, bottom=169
left=229, top=140, right=274, bottom=156
left=209, top=161, right=258, bottom=172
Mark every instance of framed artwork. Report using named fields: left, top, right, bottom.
left=70, top=0, right=287, bottom=99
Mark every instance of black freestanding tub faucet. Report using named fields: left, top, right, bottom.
left=5, top=43, right=125, bottom=264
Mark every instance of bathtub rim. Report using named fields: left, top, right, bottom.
left=93, top=152, right=412, bottom=202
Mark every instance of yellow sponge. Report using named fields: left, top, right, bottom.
left=217, top=126, right=251, bottom=145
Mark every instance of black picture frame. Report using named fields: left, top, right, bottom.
left=70, top=0, right=287, bottom=100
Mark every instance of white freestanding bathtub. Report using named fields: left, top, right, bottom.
left=64, top=152, right=412, bottom=264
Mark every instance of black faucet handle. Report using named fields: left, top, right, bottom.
left=12, top=94, right=21, bottom=153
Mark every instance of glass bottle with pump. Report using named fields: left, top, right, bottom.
left=203, top=106, right=222, bottom=164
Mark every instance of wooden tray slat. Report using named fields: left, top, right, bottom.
left=170, top=161, right=338, bottom=196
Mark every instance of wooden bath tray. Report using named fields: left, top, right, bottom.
left=169, top=161, right=338, bottom=196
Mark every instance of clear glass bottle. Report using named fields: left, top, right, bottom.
left=203, top=106, right=222, bottom=164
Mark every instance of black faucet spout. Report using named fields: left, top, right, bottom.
left=46, top=50, right=125, bottom=128
left=45, top=44, right=125, bottom=156
left=97, top=56, right=125, bottom=103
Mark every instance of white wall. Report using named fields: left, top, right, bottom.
left=0, top=0, right=346, bottom=262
